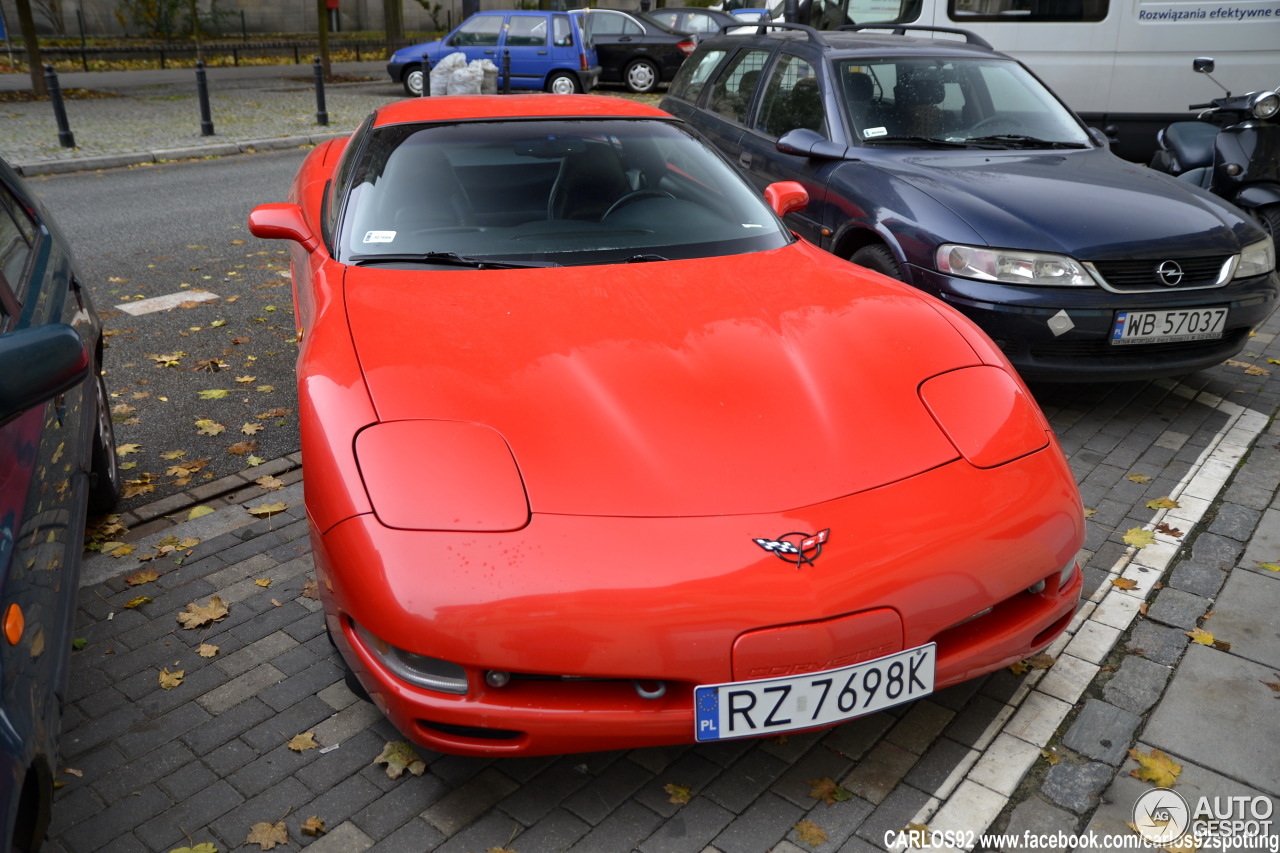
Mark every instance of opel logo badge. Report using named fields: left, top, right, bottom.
left=1156, top=261, right=1184, bottom=286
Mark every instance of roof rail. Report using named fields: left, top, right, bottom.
left=836, top=23, right=993, bottom=49
left=720, top=20, right=830, bottom=48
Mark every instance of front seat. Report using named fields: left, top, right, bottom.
left=548, top=144, right=631, bottom=221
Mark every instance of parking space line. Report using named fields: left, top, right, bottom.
left=114, top=289, right=219, bottom=315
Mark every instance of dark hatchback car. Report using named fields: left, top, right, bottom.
left=0, top=158, right=119, bottom=852
left=645, top=6, right=745, bottom=36
left=574, top=8, right=697, bottom=93
left=661, top=24, right=1279, bottom=381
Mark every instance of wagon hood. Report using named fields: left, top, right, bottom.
left=868, top=147, right=1256, bottom=258
left=343, top=245, right=987, bottom=517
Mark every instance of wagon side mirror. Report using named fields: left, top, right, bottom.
left=1192, top=57, right=1215, bottom=74
left=248, top=203, right=319, bottom=253
left=0, top=324, right=89, bottom=428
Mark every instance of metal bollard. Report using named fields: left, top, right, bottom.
left=43, top=64, right=76, bottom=149
left=313, top=57, right=329, bottom=126
left=195, top=60, right=215, bottom=136
left=419, top=50, right=430, bottom=97
left=502, top=49, right=511, bottom=95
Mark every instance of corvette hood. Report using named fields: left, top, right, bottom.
left=864, top=148, right=1253, bottom=258
left=343, top=244, right=982, bottom=517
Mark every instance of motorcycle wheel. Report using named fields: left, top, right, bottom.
left=1256, top=205, right=1280, bottom=243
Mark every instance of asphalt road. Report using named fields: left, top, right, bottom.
left=26, top=149, right=311, bottom=513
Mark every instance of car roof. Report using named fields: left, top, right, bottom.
left=372, top=94, right=674, bottom=128
left=699, top=26, right=1008, bottom=62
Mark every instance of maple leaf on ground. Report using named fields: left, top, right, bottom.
left=289, top=732, right=319, bottom=752
left=1147, top=497, right=1180, bottom=510
left=198, top=389, right=230, bottom=399
left=795, top=819, right=829, bottom=847
left=1127, top=472, right=1152, bottom=484
left=242, top=422, right=265, bottom=435
left=159, top=667, right=184, bottom=689
left=663, top=782, right=692, bottom=804
left=806, top=776, right=853, bottom=806
left=300, top=816, right=326, bottom=837
left=1009, top=660, right=1030, bottom=676
left=374, top=740, right=427, bottom=779
left=1083, top=507, right=1097, bottom=518
left=169, top=844, right=218, bottom=853
left=125, top=568, right=158, bottom=586
left=245, top=820, right=288, bottom=850
left=256, top=475, right=285, bottom=491
left=176, top=595, right=229, bottom=629
left=228, top=441, right=259, bottom=456
left=1129, top=747, right=1182, bottom=787
left=247, top=501, right=287, bottom=518
left=1124, top=528, right=1157, bottom=548
left=255, top=578, right=272, bottom=588
left=1259, top=675, right=1280, bottom=693
left=187, top=505, right=216, bottom=521
left=1040, top=747, right=1061, bottom=765
left=1186, top=627, right=1231, bottom=651
left=1155, top=522, right=1184, bottom=538
left=236, top=375, right=257, bottom=384
left=161, top=449, right=187, bottom=460
left=123, top=595, right=152, bottom=609
left=1112, top=578, right=1139, bottom=590
left=1025, top=653, right=1056, bottom=670
left=195, top=419, right=226, bottom=436
left=198, top=643, right=220, bottom=658
left=301, top=577, right=321, bottom=600
left=1256, top=561, right=1280, bottom=573
left=116, top=443, right=142, bottom=455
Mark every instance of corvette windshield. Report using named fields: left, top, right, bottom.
left=338, top=118, right=791, bottom=266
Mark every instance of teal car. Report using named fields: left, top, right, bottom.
left=387, top=10, right=601, bottom=96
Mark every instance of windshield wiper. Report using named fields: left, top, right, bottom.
left=965, top=135, right=1089, bottom=149
left=863, top=135, right=983, bottom=148
left=625, top=254, right=668, bottom=263
left=350, top=251, right=560, bottom=269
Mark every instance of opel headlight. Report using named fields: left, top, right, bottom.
left=1236, top=236, right=1276, bottom=279
left=937, top=244, right=1097, bottom=287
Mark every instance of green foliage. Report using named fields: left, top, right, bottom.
left=113, top=0, right=234, bottom=39
left=409, top=0, right=449, bottom=29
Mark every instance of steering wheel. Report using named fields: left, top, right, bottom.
left=603, top=190, right=673, bottom=219
left=969, top=115, right=1026, bottom=136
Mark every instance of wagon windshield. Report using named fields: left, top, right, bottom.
left=337, top=118, right=792, bottom=266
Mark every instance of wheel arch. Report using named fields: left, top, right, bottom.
left=11, top=756, right=55, bottom=853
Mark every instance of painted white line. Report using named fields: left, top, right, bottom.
left=114, top=290, right=219, bottom=315
left=904, top=380, right=1270, bottom=849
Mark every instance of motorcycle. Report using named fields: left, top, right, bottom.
left=1151, top=57, right=1280, bottom=242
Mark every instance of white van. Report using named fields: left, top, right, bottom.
left=772, top=0, right=1280, bottom=159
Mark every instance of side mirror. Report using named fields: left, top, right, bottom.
left=0, top=324, right=90, bottom=428
left=1086, top=127, right=1111, bottom=147
left=248, top=203, right=319, bottom=252
left=776, top=128, right=852, bottom=160
left=1193, top=57, right=1215, bottom=74
left=765, top=181, right=808, bottom=218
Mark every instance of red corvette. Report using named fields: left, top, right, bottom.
left=248, top=95, right=1084, bottom=757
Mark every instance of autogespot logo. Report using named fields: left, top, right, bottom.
left=1134, top=787, right=1191, bottom=845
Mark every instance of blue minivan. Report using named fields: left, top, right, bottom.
left=387, top=10, right=600, bottom=96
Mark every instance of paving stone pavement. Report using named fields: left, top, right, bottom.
left=11, top=65, right=1280, bottom=853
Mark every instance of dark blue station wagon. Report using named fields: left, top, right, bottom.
left=662, top=24, right=1278, bottom=381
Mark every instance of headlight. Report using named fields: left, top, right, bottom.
left=936, top=244, right=1097, bottom=287
left=354, top=621, right=469, bottom=694
left=1250, top=91, right=1280, bottom=120
left=1236, top=236, right=1276, bottom=279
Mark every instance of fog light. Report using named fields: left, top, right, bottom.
left=485, top=670, right=511, bottom=688
left=1026, top=580, right=1046, bottom=594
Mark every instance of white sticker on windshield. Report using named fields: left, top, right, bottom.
left=863, top=127, right=888, bottom=139
left=363, top=230, right=396, bottom=243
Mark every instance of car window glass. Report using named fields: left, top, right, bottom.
left=649, top=10, right=678, bottom=27
left=588, top=12, right=625, bottom=35
left=707, top=49, right=770, bottom=125
left=755, top=55, right=826, bottom=138
left=552, top=15, right=574, bottom=46
left=338, top=118, right=791, bottom=266
left=451, top=15, right=503, bottom=46
left=685, top=14, right=720, bottom=32
left=327, top=114, right=373, bottom=243
left=949, top=0, right=1107, bottom=22
left=623, top=16, right=645, bottom=35
left=0, top=187, right=33, bottom=300
left=668, top=49, right=727, bottom=102
left=507, top=16, right=547, bottom=47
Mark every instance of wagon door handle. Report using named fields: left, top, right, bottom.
left=538, top=50, right=548, bottom=54
left=738, top=151, right=753, bottom=169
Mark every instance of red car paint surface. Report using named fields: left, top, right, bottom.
left=250, top=94, right=1083, bottom=757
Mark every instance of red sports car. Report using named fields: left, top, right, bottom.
left=248, top=95, right=1084, bottom=757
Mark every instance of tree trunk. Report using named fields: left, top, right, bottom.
left=15, top=0, right=47, bottom=97
left=384, top=0, right=404, bottom=61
